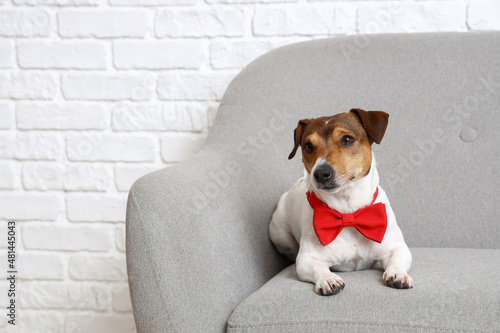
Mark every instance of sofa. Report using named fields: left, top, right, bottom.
left=126, top=32, right=500, bottom=333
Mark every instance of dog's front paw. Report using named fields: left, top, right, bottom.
left=315, top=274, right=345, bottom=296
left=383, top=270, right=413, bottom=289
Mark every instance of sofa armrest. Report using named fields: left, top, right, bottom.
left=126, top=145, right=289, bottom=333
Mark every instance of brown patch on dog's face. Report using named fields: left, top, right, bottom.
left=324, top=120, right=373, bottom=186
left=289, top=110, right=387, bottom=191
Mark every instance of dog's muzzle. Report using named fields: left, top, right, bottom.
left=313, top=164, right=337, bottom=191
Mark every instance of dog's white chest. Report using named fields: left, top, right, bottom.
left=319, top=229, right=379, bottom=271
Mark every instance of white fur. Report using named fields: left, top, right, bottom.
left=269, top=153, right=413, bottom=295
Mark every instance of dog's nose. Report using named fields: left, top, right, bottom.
left=314, top=165, right=334, bottom=184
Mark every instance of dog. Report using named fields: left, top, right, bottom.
left=269, top=108, right=413, bottom=296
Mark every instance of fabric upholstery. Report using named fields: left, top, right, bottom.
left=227, top=248, right=500, bottom=333
left=126, top=32, right=500, bottom=333
left=126, top=149, right=290, bottom=333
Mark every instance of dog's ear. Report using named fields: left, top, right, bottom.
left=350, top=108, right=389, bottom=145
left=288, top=119, right=311, bottom=160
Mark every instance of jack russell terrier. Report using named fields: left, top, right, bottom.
left=269, top=109, right=413, bottom=296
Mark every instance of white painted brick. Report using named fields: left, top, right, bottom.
left=468, top=0, right=500, bottom=30
left=66, top=193, right=127, bottom=222
left=18, top=252, right=65, bottom=280
left=66, top=133, right=155, bottom=162
left=115, top=164, right=158, bottom=192
left=65, top=313, right=136, bottom=333
left=210, top=41, right=276, bottom=69
left=209, top=0, right=296, bottom=2
left=0, top=132, right=14, bottom=158
left=69, top=253, right=127, bottom=281
left=0, top=39, right=13, bottom=68
left=17, top=102, right=109, bottom=130
left=357, top=3, right=467, bottom=34
left=22, top=224, right=112, bottom=251
left=64, top=163, right=114, bottom=191
left=333, top=4, right=357, bottom=35
left=0, top=162, right=16, bottom=189
left=157, top=72, right=235, bottom=101
left=0, top=293, right=6, bottom=332
left=11, top=311, right=65, bottom=333
left=112, top=103, right=208, bottom=132
left=62, top=73, right=154, bottom=101
left=14, top=0, right=101, bottom=5
left=0, top=103, right=13, bottom=129
left=59, top=9, right=150, bottom=38
left=16, top=132, right=64, bottom=160
left=253, top=4, right=336, bottom=36
left=20, top=281, right=111, bottom=310
left=160, top=131, right=208, bottom=163
left=0, top=193, right=62, bottom=221
left=0, top=72, right=9, bottom=98
left=0, top=222, right=8, bottom=249
left=114, top=41, right=204, bottom=69
left=163, top=103, right=208, bottom=132
left=112, top=103, right=164, bottom=131
left=0, top=282, right=6, bottom=303
left=155, top=7, right=245, bottom=38
left=22, top=163, right=64, bottom=190
left=18, top=41, right=108, bottom=69
left=112, top=284, right=133, bottom=312
left=22, top=162, right=113, bottom=191
left=8, top=72, right=58, bottom=100
left=110, top=0, right=196, bottom=5
left=115, top=224, right=126, bottom=252
left=0, top=10, right=50, bottom=37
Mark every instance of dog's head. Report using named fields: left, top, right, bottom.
left=288, top=108, right=389, bottom=192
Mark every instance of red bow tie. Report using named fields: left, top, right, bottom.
left=306, top=188, right=387, bottom=246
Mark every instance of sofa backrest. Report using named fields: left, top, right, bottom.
left=209, top=32, right=500, bottom=249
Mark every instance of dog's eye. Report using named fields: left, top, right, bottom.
left=304, top=142, right=314, bottom=153
left=340, top=135, right=355, bottom=146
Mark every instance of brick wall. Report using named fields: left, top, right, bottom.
left=0, top=0, right=498, bottom=332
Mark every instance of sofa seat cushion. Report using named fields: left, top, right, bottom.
left=227, top=248, right=500, bottom=333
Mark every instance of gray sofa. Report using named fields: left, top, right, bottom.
left=126, top=32, right=500, bottom=333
